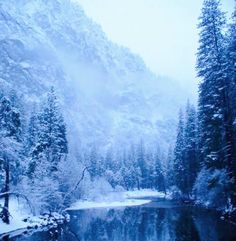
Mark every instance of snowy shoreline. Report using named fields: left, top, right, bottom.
left=0, top=189, right=167, bottom=236
left=67, top=199, right=151, bottom=210
left=68, top=189, right=170, bottom=210
left=0, top=199, right=67, bottom=236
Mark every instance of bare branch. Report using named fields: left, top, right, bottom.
left=59, top=166, right=90, bottom=213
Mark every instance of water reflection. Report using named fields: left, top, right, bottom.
left=2, top=199, right=236, bottom=241
left=67, top=206, right=236, bottom=241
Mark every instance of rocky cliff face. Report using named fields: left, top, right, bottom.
left=0, top=0, right=188, bottom=154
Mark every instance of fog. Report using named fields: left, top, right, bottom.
left=77, top=0, right=234, bottom=94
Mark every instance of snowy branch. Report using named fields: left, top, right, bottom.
left=59, top=166, right=90, bottom=213
left=0, top=192, right=35, bottom=215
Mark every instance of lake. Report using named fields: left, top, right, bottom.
left=1, top=198, right=236, bottom=241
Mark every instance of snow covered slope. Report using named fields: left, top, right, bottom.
left=0, top=0, right=188, bottom=154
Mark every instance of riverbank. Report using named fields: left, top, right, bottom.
left=2, top=191, right=236, bottom=241
left=170, top=194, right=236, bottom=226
left=0, top=189, right=168, bottom=236
left=68, top=189, right=171, bottom=210
left=7, top=195, right=236, bottom=241
left=0, top=199, right=68, bottom=237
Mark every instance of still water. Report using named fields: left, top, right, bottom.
left=1, top=198, right=236, bottom=241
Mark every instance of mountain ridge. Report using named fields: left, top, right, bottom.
left=0, top=0, right=188, bottom=155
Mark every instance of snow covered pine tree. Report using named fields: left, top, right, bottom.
left=197, top=0, right=236, bottom=208
left=0, top=97, right=22, bottom=224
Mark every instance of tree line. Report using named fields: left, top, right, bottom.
left=0, top=87, right=165, bottom=224
left=169, top=0, right=236, bottom=211
left=0, top=87, right=68, bottom=223
left=86, top=142, right=165, bottom=192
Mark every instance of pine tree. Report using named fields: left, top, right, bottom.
left=226, top=4, right=236, bottom=206
left=145, top=152, right=155, bottom=189
left=118, top=144, right=142, bottom=190
left=171, top=103, right=198, bottom=197
left=184, top=102, right=198, bottom=195
left=227, top=5, right=236, bottom=86
left=227, top=4, right=236, bottom=161
left=173, top=109, right=186, bottom=195
left=32, top=87, right=68, bottom=173
left=153, top=151, right=165, bottom=192
left=124, top=147, right=139, bottom=190
left=136, top=140, right=148, bottom=189
left=27, top=87, right=68, bottom=212
left=197, top=0, right=236, bottom=206
left=197, top=0, right=230, bottom=169
left=26, top=107, right=40, bottom=177
left=165, top=145, right=175, bottom=189
left=88, top=145, right=101, bottom=180
left=0, top=96, right=22, bottom=223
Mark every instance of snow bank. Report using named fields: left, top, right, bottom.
left=0, top=199, right=66, bottom=236
left=0, top=215, right=28, bottom=235
left=67, top=199, right=151, bottom=210
left=68, top=189, right=170, bottom=211
left=0, top=198, right=31, bottom=235
left=124, top=189, right=168, bottom=199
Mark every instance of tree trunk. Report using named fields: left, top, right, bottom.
left=1, top=159, right=10, bottom=224
left=137, top=178, right=140, bottom=190
left=222, top=82, right=236, bottom=208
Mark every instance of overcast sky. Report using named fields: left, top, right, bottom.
left=77, top=0, right=234, bottom=93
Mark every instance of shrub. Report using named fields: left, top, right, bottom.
left=193, top=167, right=231, bottom=210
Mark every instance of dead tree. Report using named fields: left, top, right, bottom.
left=59, top=166, right=90, bottom=213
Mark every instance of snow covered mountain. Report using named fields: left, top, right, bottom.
left=0, top=0, right=189, bottom=154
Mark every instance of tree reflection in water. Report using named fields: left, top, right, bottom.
left=5, top=203, right=236, bottom=241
